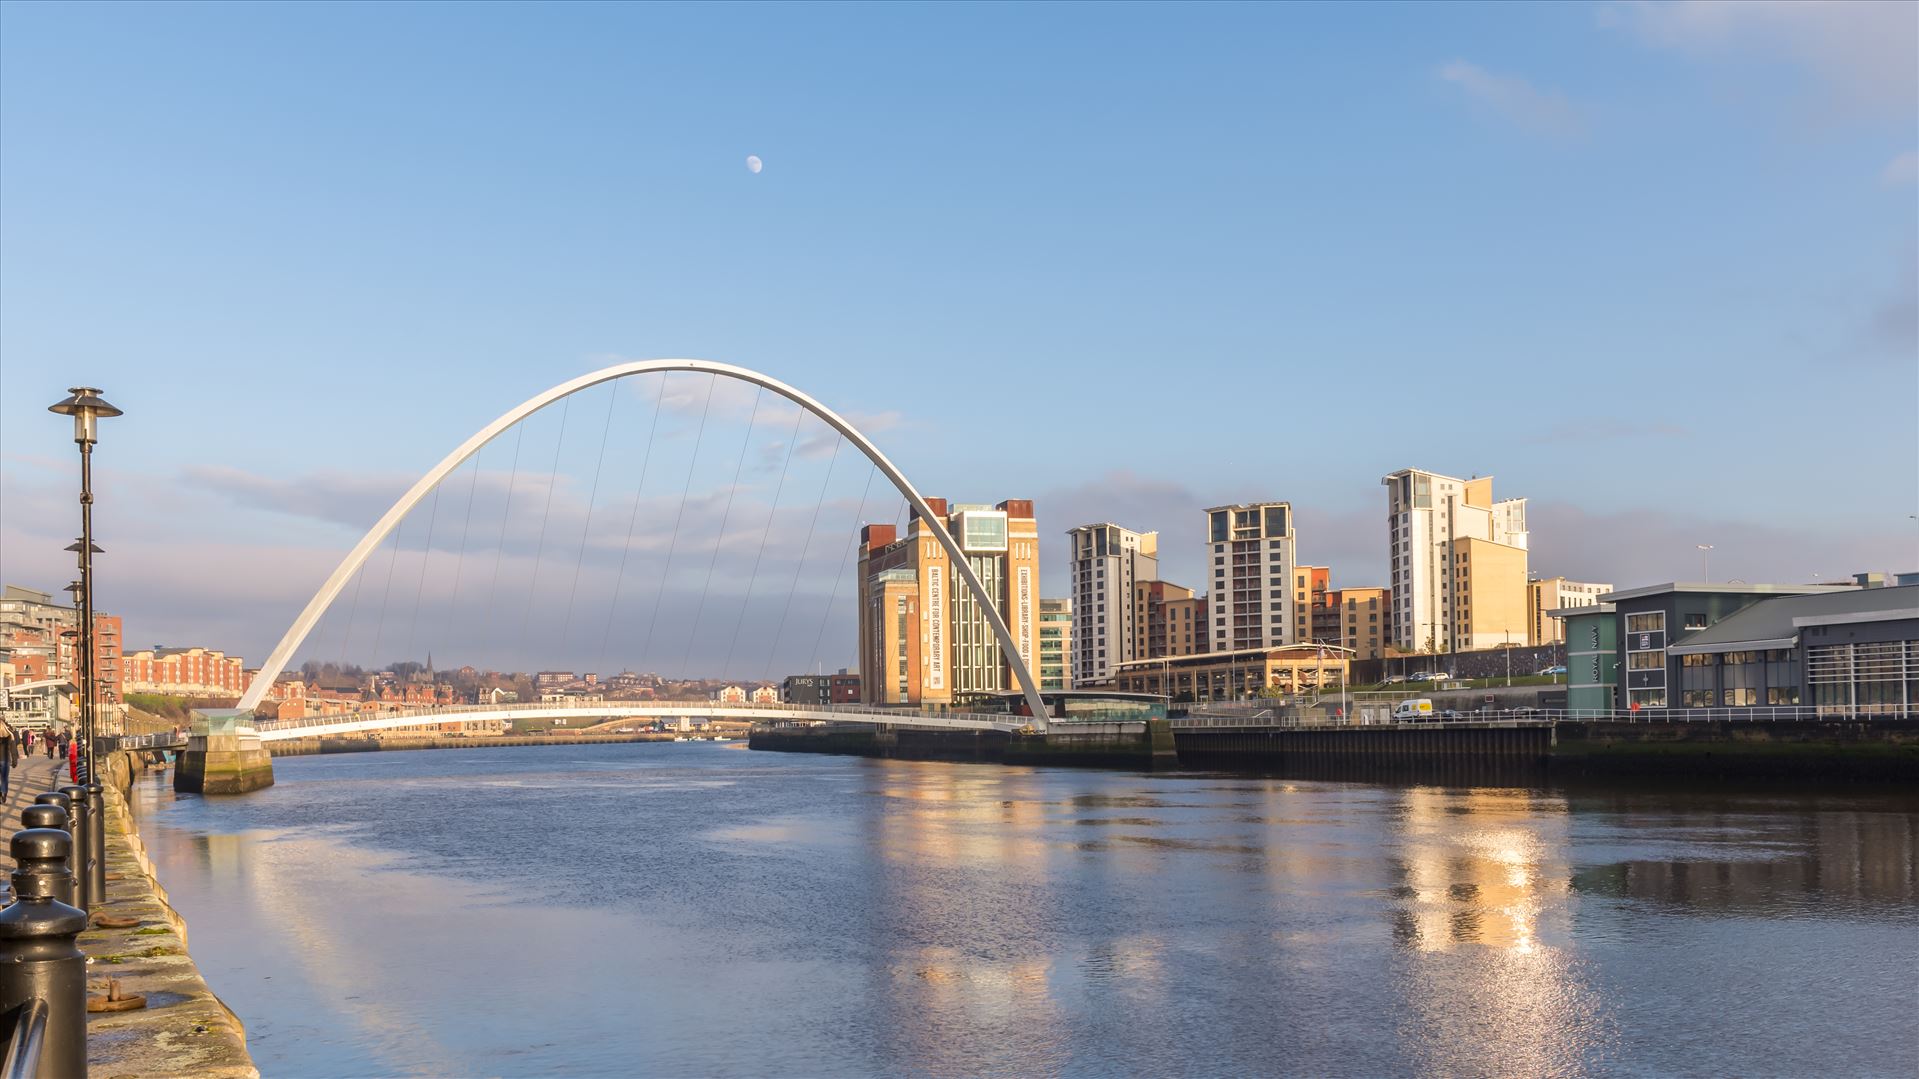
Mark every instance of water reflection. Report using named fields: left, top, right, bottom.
left=131, top=745, right=1919, bottom=1078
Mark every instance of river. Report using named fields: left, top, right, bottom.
left=128, top=742, right=1919, bottom=1077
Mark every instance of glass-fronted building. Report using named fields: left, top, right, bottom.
left=1582, top=582, right=1916, bottom=716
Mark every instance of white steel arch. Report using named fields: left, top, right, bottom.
left=236, top=360, right=1052, bottom=729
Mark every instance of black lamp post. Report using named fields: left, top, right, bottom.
left=48, top=387, right=121, bottom=789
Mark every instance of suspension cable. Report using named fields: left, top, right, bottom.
left=559, top=381, right=619, bottom=654
left=597, top=375, right=668, bottom=674
left=438, top=453, right=484, bottom=660
left=721, top=404, right=805, bottom=679
left=484, top=423, right=527, bottom=655
left=763, top=433, right=842, bottom=681
left=400, top=483, right=441, bottom=667
left=639, top=373, right=717, bottom=671
left=681, top=387, right=763, bottom=678
left=366, top=522, right=405, bottom=670
left=810, top=465, right=878, bottom=675
left=520, top=394, right=573, bottom=644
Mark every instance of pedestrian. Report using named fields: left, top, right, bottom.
left=0, top=721, right=15, bottom=801
left=45, top=728, right=56, bottom=759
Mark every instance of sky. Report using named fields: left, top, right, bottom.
left=2, top=1, right=1915, bottom=678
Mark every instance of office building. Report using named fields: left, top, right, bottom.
left=1038, top=598, right=1071, bottom=691
left=1067, top=523, right=1158, bottom=686
left=857, top=499, right=1041, bottom=707
left=1114, top=645, right=1348, bottom=703
left=782, top=670, right=862, bottom=706
left=1134, top=580, right=1206, bottom=660
left=1554, top=580, right=1912, bottom=716
left=1204, top=502, right=1298, bottom=653
left=1528, top=577, right=1612, bottom=646
left=1381, top=470, right=1529, bottom=654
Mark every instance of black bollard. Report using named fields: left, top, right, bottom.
left=55, top=788, right=90, bottom=913
left=82, top=786, right=106, bottom=908
left=16, top=809, right=72, bottom=909
left=32, top=795, right=82, bottom=914
left=0, top=829, right=89, bottom=1079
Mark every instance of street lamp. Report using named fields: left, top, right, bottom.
left=48, top=387, right=121, bottom=795
left=1696, top=544, right=1713, bottom=582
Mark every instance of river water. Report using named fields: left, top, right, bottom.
left=130, top=742, right=1918, bottom=1078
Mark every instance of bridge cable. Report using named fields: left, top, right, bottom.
left=638, top=372, right=718, bottom=672
left=400, top=483, right=442, bottom=669
left=437, top=452, right=485, bottom=663
left=336, top=561, right=369, bottom=674
left=597, top=374, right=669, bottom=675
left=559, top=381, right=619, bottom=656
left=681, top=387, right=763, bottom=679
left=762, top=433, right=843, bottom=682
left=809, top=464, right=878, bottom=676
left=366, top=521, right=405, bottom=669
left=484, top=423, right=528, bottom=645
left=721, top=404, right=805, bottom=680
left=519, top=394, right=573, bottom=643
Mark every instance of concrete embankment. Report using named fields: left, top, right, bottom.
left=749, top=721, right=1178, bottom=770
left=752, top=718, right=1919, bottom=782
left=1, top=753, right=259, bottom=1077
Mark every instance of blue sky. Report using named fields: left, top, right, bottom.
left=2, top=2, right=1914, bottom=675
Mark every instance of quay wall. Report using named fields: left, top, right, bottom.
left=749, top=722, right=1176, bottom=769
left=91, top=751, right=259, bottom=1077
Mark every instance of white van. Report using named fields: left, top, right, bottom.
left=1392, top=698, right=1434, bottom=723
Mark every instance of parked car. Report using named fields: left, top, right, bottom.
left=1439, top=709, right=1463, bottom=720
left=1381, top=674, right=1407, bottom=685
left=1409, top=671, right=1433, bottom=682
left=1537, top=665, right=1567, bottom=676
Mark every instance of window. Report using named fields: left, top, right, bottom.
left=1628, top=652, right=1662, bottom=671
left=1627, top=612, right=1665, bottom=633
left=1684, top=612, right=1709, bottom=630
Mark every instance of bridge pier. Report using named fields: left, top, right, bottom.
left=175, top=709, right=275, bottom=795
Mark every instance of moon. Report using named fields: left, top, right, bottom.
left=746, top=155, right=763, bottom=174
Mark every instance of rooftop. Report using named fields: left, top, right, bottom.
left=1599, top=582, right=1858, bottom=604
left=1668, top=585, right=1918, bottom=655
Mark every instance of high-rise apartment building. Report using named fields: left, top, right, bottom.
left=1381, top=470, right=1529, bottom=653
left=1204, top=503, right=1298, bottom=653
left=1038, top=598, right=1071, bottom=691
left=1528, top=577, right=1612, bottom=646
left=1067, top=524, right=1158, bottom=686
left=1294, top=565, right=1329, bottom=645
left=1133, top=580, right=1207, bottom=660
left=1314, top=586, right=1394, bottom=661
left=0, top=584, right=124, bottom=703
left=856, top=499, right=1041, bottom=707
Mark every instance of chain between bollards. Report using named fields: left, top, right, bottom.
left=0, top=827, right=91, bottom=1078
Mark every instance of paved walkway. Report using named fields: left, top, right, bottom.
left=0, top=750, right=73, bottom=896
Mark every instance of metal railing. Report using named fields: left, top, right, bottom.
left=1171, top=704, right=1912, bottom=731
left=250, top=699, right=1024, bottom=731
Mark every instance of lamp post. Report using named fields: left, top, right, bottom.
left=1696, top=544, right=1713, bottom=582
left=48, top=388, right=121, bottom=792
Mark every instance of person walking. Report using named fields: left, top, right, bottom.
left=45, top=728, right=57, bottom=759
left=0, top=721, right=15, bottom=801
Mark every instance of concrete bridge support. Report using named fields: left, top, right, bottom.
left=174, top=709, right=274, bottom=795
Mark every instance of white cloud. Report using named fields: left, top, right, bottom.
left=1599, top=0, right=1918, bottom=115
left=1436, top=59, right=1583, bottom=136
left=1882, top=150, right=1919, bottom=186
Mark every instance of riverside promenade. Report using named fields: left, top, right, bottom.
left=2, top=752, right=257, bottom=1077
